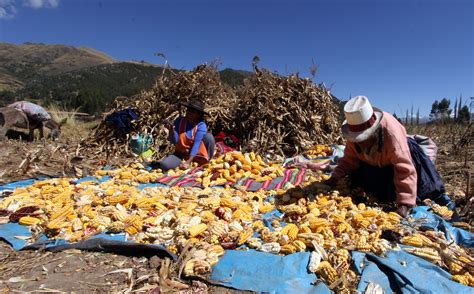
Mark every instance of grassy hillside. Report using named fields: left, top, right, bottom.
left=17, top=62, right=170, bottom=113
left=0, top=42, right=254, bottom=113
left=0, top=42, right=116, bottom=91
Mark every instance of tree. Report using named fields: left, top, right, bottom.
left=458, top=95, right=463, bottom=118
left=0, top=90, right=16, bottom=106
left=416, top=108, right=420, bottom=125
left=429, top=98, right=452, bottom=122
left=454, top=98, right=458, bottom=120
left=429, top=100, right=439, bottom=120
left=458, top=105, right=470, bottom=123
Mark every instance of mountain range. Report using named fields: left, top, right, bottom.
left=0, top=42, right=252, bottom=113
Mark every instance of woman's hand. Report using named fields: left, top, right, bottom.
left=179, top=158, right=193, bottom=170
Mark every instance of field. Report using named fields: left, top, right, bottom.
left=0, top=117, right=472, bottom=292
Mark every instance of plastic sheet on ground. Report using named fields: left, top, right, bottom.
left=0, top=222, right=176, bottom=259
left=210, top=249, right=330, bottom=294
left=1, top=178, right=473, bottom=293
left=352, top=250, right=472, bottom=293
left=409, top=206, right=473, bottom=248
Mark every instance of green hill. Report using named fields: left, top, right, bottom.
left=0, top=42, right=253, bottom=113
left=18, top=62, right=170, bottom=113
left=0, top=42, right=116, bottom=91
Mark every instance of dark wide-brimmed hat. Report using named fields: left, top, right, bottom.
left=181, top=99, right=209, bottom=115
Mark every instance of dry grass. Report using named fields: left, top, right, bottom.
left=405, top=123, right=470, bottom=153
left=47, top=105, right=99, bottom=139
left=48, top=104, right=81, bottom=126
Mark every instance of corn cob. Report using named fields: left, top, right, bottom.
left=403, top=247, right=441, bottom=263
left=228, top=221, right=244, bottom=232
left=9, top=206, right=40, bottom=222
left=361, top=209, right=379, bottom=217
left=279, top=204, right=306, bottom=215
left=188, top=223, right=208, bottom=238
left=252, top=220, right=265, bottom=231
left=452, top=272, right=474, bottom=287
left=220, top=198, right=238, bottom=208
left=431, top=204, right=453, bottom=219
left=19, top=216, right=42, bottom=225
left=106, top=195, right=129, bottom=205
left=260, top=242, right=281, bottom=254
left=125, top=226, right=139, bottom=235
left=317, top=261, right=339, bottom=285
left=238, top=229, right=253, bottom=245
left=386, top=211, right=402, bottom=223
left=448, top=260, right=465, bottom=274
left=112, top=209, right=127, bottom=222
left=258, top=203, right=275, bottom=213
left=299, top=226, right=312, bottom=234
left=108, top=221, right=125, bottom=233
left=293, top=240, right=306, bottom=251
left=280, top=223, right=299, bottom=240
left=280, top=244, right=297, bottom=254
left=309, top=218, right=328, bottom=230
left=247, top=238, right=262, bottom=249
left=401, top=236, right=424, bottom=247
left=47, top=205, right=74, bottom=229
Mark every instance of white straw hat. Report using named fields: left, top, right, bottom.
left=341, top=96, right=383, bottom=142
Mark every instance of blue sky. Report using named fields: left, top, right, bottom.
left=0, top=0, right=472, bottom=116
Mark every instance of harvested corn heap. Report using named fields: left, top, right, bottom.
left=83, top=64, right=237, bottom=158
left=162, top=151, right=296, bottom=187
left=235, top=68, right=342, bottom=158
left=1, top=164, right=473, bottom=290
left=304, top=144, right=334, bottom=159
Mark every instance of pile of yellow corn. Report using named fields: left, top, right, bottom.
left=401, top=231, right=473, bottom=286
left=304, top=144, right=333, bottom=159
left=164, top=151, right=287, bottom=187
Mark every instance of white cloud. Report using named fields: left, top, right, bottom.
left=0, top=0, right=59, bottom=19
left=0, top=0, right=14, bottom=6
left=23, top=0, right=60, bottom=9
left=0, top=1, right=16, bottom=19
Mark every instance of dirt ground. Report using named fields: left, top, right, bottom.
left=0, top=242, right=247, bottom=293
left=0, top=122, right=472, bottom=292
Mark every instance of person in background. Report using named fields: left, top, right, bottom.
left=324, top=96, right=446, bottom=217
left=155, top=99, right=215, bottom=171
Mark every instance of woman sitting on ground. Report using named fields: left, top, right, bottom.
left=155, top=99, right=215, bottom=171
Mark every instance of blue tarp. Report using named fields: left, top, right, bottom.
left=409, top=206, right=473, bottom=248
left=0, top=178, right=46, bottom=192
left=1, top=178, right=473, bottom=293
left=210, top=250, right=331, bottom=294
left=353, top=250, right=472, bottom=293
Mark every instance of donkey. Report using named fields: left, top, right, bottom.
left=0, top=107, right=62, bottom=141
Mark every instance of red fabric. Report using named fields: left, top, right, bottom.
left=213, top=131, right=239, bottom=158
left=348, top=114, right=377, bottom=132
left=215, top=141, right=236, bottom=158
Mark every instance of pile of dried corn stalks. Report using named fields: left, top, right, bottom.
left=83, top=65, right=237, bottom=158
left=82, top=64, right=342, bottom=160
left=235, top=68, right=342, bottom=157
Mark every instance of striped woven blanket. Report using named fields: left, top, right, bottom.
left=155, top=168, right=307, bottom=191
